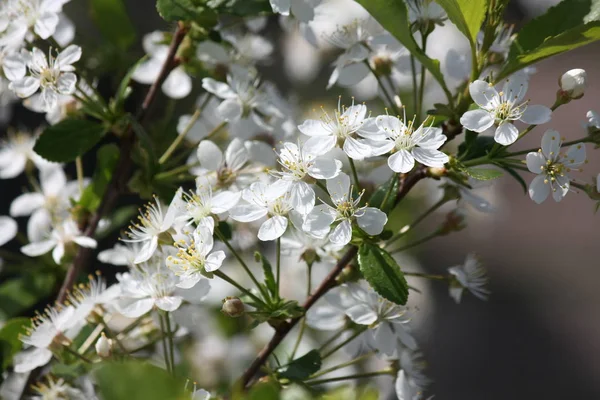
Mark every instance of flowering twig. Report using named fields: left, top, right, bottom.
left=56, top=23, right=189, bottom=303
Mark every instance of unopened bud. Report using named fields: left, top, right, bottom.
left=95, top=333, right=112, bottom=358
left=428, top=167, right=447, bottom=178
left=301, top=248, right=319, bottom=266
left=371, top=55, right=393, bottom=76
left=221, top=297, right=245, bottom=317
left=439, top=209, right=466, bottom=235
left=559, top=69, right=587, bottom=100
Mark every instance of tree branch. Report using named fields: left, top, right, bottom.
left=56, top=23, right=188, bottom=303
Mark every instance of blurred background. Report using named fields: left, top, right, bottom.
left=1, top=0, right=599, bottom=399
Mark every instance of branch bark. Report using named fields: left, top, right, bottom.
left=56, top=23, right=188, bottom=303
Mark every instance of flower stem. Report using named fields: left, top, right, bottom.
left=164, top=312, right=176, bottom=374
left=159, top=104, right=205, bottom=165
left=416, top=32, right=430, bottom=123
left=364, top=61, right=400, bottom=115
left=155, top=162, right=199, bottom=180
left=348, top=157, right=360, bottom=189
left=309, top=351, right=376, bottom=379
left=63, top=345, right=93, bottom=364
left=404, top=271, right=448, bottom=281
left=215, top=228, right=268, bottom=300
left=307, top=369, right=394, bottom=385
left=276, top=237, right=281, bottom=298
left=213, top=270, right=265, bottom=307
left=321, top=327, right=367, bottom=360
left=410, top=56, right=418, bottom=114
left=75, top=156, right=84, bottom=195
left=390, top=230, right=441, bottom=254
left=315, top=180, right=328, bottom=193
left=158, top=312, right=172, bottom=373
left=387, top=196, right=448, bottom=245
left=380, top=173, right=398, bottom=209
left=290, top=264, right=312, bottom=360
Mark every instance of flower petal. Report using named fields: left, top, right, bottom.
left=357, top=207, right=387, bottom=235
left=201, top=78, right=235, bottom=99
left=258, top=215, right=288, bottom=241
left=10, top=77, right=40, bottom=98
left=308, top=157, right=341, bottom=180
left=502, top=73, right=528, bottom=103
left=303, top=135, right=336, bottom=156
left=211, top=191, right=241, bottom=213
left=205, top=250, right=226, bottom=272
left=155, top=296, right=183, bottom=312
left=564, top=143, right=586, bottom=168
left=118, top=297, right=155, bottom=318
left=217, top=98, right=243, bottom=121
left=388, top=149, right=414, bottom=173
left=326, top=172, right=351, bottom=204
left=161, top=68, right=192, bottom=99
left=469, top=80, right=498, bottom=108
left=329, top=220, right=352, bottom=245
left=229, top=203, right=268, bottom=222
left=303, top=204, right=335, bottom=237
left=460, top=109, right=495, bottom=133
left=526, top=151, right=545, bottom=173
left=133, top=236, right=158, bottom=264
left=520, top=104, right=551, bottom=125
left=10, top=193, right=45, bottom=216
left=55, top=45, right=82, bottom=69
left=494, top=123, right=519, bottom=146
left=197, top=140, right=223, bottom=171
left=528, top=174, right=550, bottom=204
left=0, top=216, right=17, bottom=246
left=21, top=239, right=56, bottom=257
left=343, top=137, right=371, bottom=160
left=411, top=147, right=449, bottom=168
left=541, top=129, right=561, bottom=159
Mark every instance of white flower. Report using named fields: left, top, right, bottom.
left=0, top=0, right=69, bottom=47
left=166, top=225, right=226, bottom=289
left=303, top=173, right=387, bottom=245
left=121, top=190, right=182, bottom=264
left=587, top=110, right=600, bottom=129
left=271, top=141, right=342, bottom=214
left=4, top=45, right=81, bottom=112
left=194, top=138, right=270, bottom=190
left=67, top=274, right=120, bottom=324
left=97, top=242, right=142, bottom=266
left=202, top=66, right=279, bottom=130
left=95, top=333, right=112, bottom=358
left=9, top=166, right=69, bottom=218
left=460, top=74, right=552, bottom=145
left=191, top=388, right=211, bottom=400
left=0, top=216, right=17, bottom=246
left=21, top=218, right=97, bottom=264
left=448, top=253, right=490, bottom=303
left=31, top=376, right=88, bottom=400
left=0, top=128, right=52, bottom=178
left=229, top=179, right=296, bottom=241
left=365, top=115, right=449, bottom=173
left=325, top=283, right=417, bottom=355
left=560, top=69, right=587, bottom=99
left=298, top=99, right=373, bottom=160
left=132, top=31, right=192, bottom=99
left=178, top=178, right=241, bottom=232
left=525, top=130, right=586, bottom=203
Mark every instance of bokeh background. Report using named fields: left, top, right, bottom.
left=1, top=0, right=599, bottom=399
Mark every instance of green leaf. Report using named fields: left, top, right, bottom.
left=0, top=318, right=29, bottom=369
left=34, top=119, right=108, bottom=163
left=0, top=273, right=56, bottom=319
left=465, top=167, right=503, bottom=180
left=500, top=166, right=528, bottom=194
left=255, top=252, right=277, bottom=300
left=500, top=0, right=600, bottom=79
left=156, top=0, right=209, bottom=22
left=94, top=361, right=187, bottom=400
left=246, top=382, right=280, bottom=400
left=458, top=134, right=496, bottom=159
left=368, top=174, right=398, bottom=213
left=436, top=0, right=487, bottom=43
left=278, top=350, right=322, bottom=381
left=79, top=144, right=120, bottom=211
left=90, top=0, right=136, bottom=50
left=356, top=0, right=452, bottom=102
left=358, top=243, right=408, bottom=305
left=128, top=115, right=157, bottom=162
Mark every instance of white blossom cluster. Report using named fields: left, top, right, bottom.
left=0, top=0, right=599, bottom=399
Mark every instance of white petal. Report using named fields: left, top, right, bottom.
left=541, top=129, right=561, bottom=159
left=2, top=53, right=26, bottom=81
left=373, top=323, right=396, bottom=355
left=520, top=105, right=551, bottom=125
left=205, top=251, right=226, bottom=272
left=131, top=58, right=162, bottom=84
left=176, top=275, right=201, bottom=289
left=225, top=138, right=249, bottom=171
left=21, top=239, right=56, bottom=257
left=0, top=216, right=17, bottom=246
left=502, top=74, right=528, bottom=103
left=564, top=143, right=586, bottom=168
left=290, top=181, right=315, bottom=215
left=0, top=153, right=27, bottom=179
left=329, top=220, right=352, bottom=245
left=55, top=45, right=82, bottom=69
left=552, top=175, right=570, bottom=202
left=197, top=140, right=223, bottom=171
left=367, top=139, right=395, bottom=156
left=258, top=215, right=288, bottom=241
left=303, top=135, right=336, bottom=156
left=40, top=88, right=58, bottom=111
left=52, top=13, right=75, bottom=47
left=308, top=157, right=341, bottom=180
left=342, top=104, right=367, bottom=126
left=357, top=207, right=387, bottom=235
left=388, top=149, right=415, bottom=173
left=133, top=236, right=158, bottom=264
left=229, top=204, right=268, bottom=222
left=494, top=123, right=519, bottom=146
left=34, top=12, right=59, bottom=39
left=526, top=152, right=545, bottom=174
left=118, top=297, right=155, bottom=318
left=469, top=80, right=498, bottom=108
left=201, top=78, right=235, bottom=99
left=460, top=109, right=495, bottom=133
left=10, top=77, right=40, bottom=98
left=10, top=193, right=45, bottom=216
left=73, top=236, right=97, bottom=248
left=336, top=62, right=370, bottom=87
left=413, top=127, right=446, bottom=149
left=411, top=147, right=449, bottom=168
left=162, top=68, right=192, bottom=99
left=211, top=191, right=241, bottom=213
left=155, top=296, right=183, bottom=312
left=345, top=304, right=378, bottom=325
left=40, top=166, right=66, bottom=196
left=52, top=243, right=65, bottom=264
left=343, top=137, right=371, bottom=160
left=217, top=98, right=243, bottom=121
left=13, top=348, right=53, bottom=373
left=326, top=172, right=351, bottom=204
left=376, top=115, right=403, bottom=137
left=298, top=119, right=328, bottom=136
left=528, top=174, right=550, bottom=204
left=303, top=204, right=335, bottom=237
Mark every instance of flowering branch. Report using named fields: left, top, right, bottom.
left=56, top=23, right=189, bottom=303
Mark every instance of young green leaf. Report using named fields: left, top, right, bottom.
left=79, top=144, right=120, bottom=211
left=358, top=243, right=408, bottom=305
left=90, top=0, right=136, bottom=50
left=465, top=167, right=503, bottom=180
left=156, top=0, right=204, bottom=22
left=34, top=119, right=108, bottom=163
left=277, top=350, right=322, bottom=381
left=355, top=0, right=453, bottom=102
left=436, top=0, right=487, bottom=44
left=254, top=252, right=278, bottom=300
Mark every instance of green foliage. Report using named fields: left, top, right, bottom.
left=79, top=144, right=120, bottom=211
left=500, top=0, right=600, bottom=79
left=156, top=0, right=206, bottom=21
left=355, top=0, right=452, bottom=101
left=358, top=243, right=408, bottom=305
left=0, top=273, right=56, bottom=319
left=94, top=361, right=187, bottom=400
left=436, top=0, right=488, bottom=44
left=255, top=251, right=278, bottom=302
left=277, top=350, right=322, bottom=381
left=111, top=56, right=148, bottom=115
left=0, top=318, right=29, bottom=369
left=90, top=0, right=136, bottom=50
left=458, top=134, right=496, bottom=160
left=368, top=174, right=398, bottom=213
left=34, top=119, right=108, bottom=163
left=465, top=167, right=503, bottom=180
left=246, top=381, right=280, bottom=400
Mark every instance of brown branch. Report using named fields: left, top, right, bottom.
left=56, top=23, right=189, bottom=303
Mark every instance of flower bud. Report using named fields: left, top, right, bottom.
left=95, top=333, right=112, bottom=358
left=559, top=69, right=587, bottom=99
left=221, top=297, right=245, bottom=318
left=438, top=209, right=466, bottom=235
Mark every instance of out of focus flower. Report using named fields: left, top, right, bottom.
left=0, top=216, right=17, bottom=246
left=0, top=128, right=52, bottom=178
left=0, top=0, right=70, bottom=46
left=526, top=130, right=586, bottom=203
left=31, top=376, right=87, bottom=400
left=95, top=333, right=112, bottom=358
left=448, top=253, right=490, bottom=303
left=559, top=68, right=587, bottom=100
